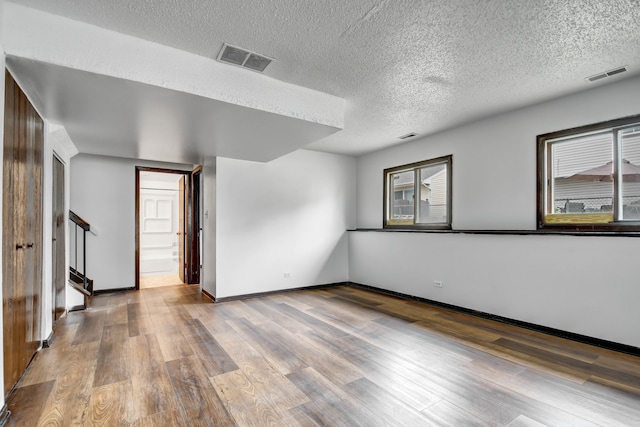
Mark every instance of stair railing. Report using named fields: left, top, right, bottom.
left=69, top=210, right=91, bottom=295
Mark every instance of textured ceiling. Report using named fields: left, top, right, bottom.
left=8, top=0, right=640, bottom=157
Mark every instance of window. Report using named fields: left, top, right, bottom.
left=537, top=114, right=640, bottom=231
left=384, top=155, right=452, bottom=229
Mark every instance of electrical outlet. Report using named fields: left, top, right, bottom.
left=434, top=280, right=443, bottom=288
left=284, top=272, right=292, bottom=279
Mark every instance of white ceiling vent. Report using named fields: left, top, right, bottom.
left=398, top=132, right=419, bottom=140
left=217, top=43, right=273, bottom=73
left=586, top=66, right=628, bottom=82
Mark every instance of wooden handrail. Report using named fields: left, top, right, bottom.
left=69, top=210, right=90, bottom=231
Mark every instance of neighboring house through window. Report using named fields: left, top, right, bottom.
left=384, top=155, right=452, bottom=229
left=537, top=114, right=640, bottom=231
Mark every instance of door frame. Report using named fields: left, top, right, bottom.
left=134, top=166, right=201, bottom=290
left=51, top=153, right=66, bottom=323
left=177, top=175, right=186, bottom=283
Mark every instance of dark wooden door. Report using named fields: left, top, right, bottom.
left=52, top=155, right=66, bottom=322
left=186, top=166, right=201, bottom=284
left=3, top=69, right=43, bottom=395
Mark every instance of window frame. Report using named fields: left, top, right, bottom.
left=537, top=114, right=640, bottom=232
left=383, top=155, right=452, bottom=230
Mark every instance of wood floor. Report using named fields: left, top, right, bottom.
left=5, top=285, right=640, bottom=426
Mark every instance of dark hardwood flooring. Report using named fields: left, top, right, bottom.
left=5, top=284, right=640, bottom=426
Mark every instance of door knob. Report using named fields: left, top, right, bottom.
left=27, top=243, right=34, bottom=248
left=16, top=244, right=25, bottom=250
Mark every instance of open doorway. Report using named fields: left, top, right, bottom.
left=135, top=166, right=201, bottom=290
left=138, top=171, right=182, bottom=288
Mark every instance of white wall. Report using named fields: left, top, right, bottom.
left=70, top=154, right=193, bottom=291
left=216, top=150, right=355, bottom=298
left=201, top=157, right=216, bottom=297
left=350, top=232, right=640, bottom=347
left=352, top=75, right=640, bottom=348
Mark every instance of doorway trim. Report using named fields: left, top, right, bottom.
left=51, top=152, right=66, bottom=325
left=135, top=166, right=200, bottom=290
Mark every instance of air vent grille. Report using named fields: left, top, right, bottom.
left=587, top=66, right=628, bottom=82
left=587, top=73, right=607, bottom=82
left=217, top=43, right=273, bottom=73
left=606, top=66, right=627, bottom=77
left=398, top=132, right=419, bottom=140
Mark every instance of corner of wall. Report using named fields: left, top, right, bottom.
left=41, top=122, right=78, bottom=341
left=202, top=157, right=217, bottom=298
left=215, top=151, right=353, bottom=298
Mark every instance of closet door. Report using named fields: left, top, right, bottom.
left=3, top=68, right=18, bottom=396
left=3, top=69, right=43, bottom=395
left=24, top=91, right=43, bottom=356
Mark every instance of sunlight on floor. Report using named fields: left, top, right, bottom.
left=140, top=274, right=183, bottom=289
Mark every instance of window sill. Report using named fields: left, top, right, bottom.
left=383, top=224, right=451, bottom=231
left=349, top=228, right=640, bottom=237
